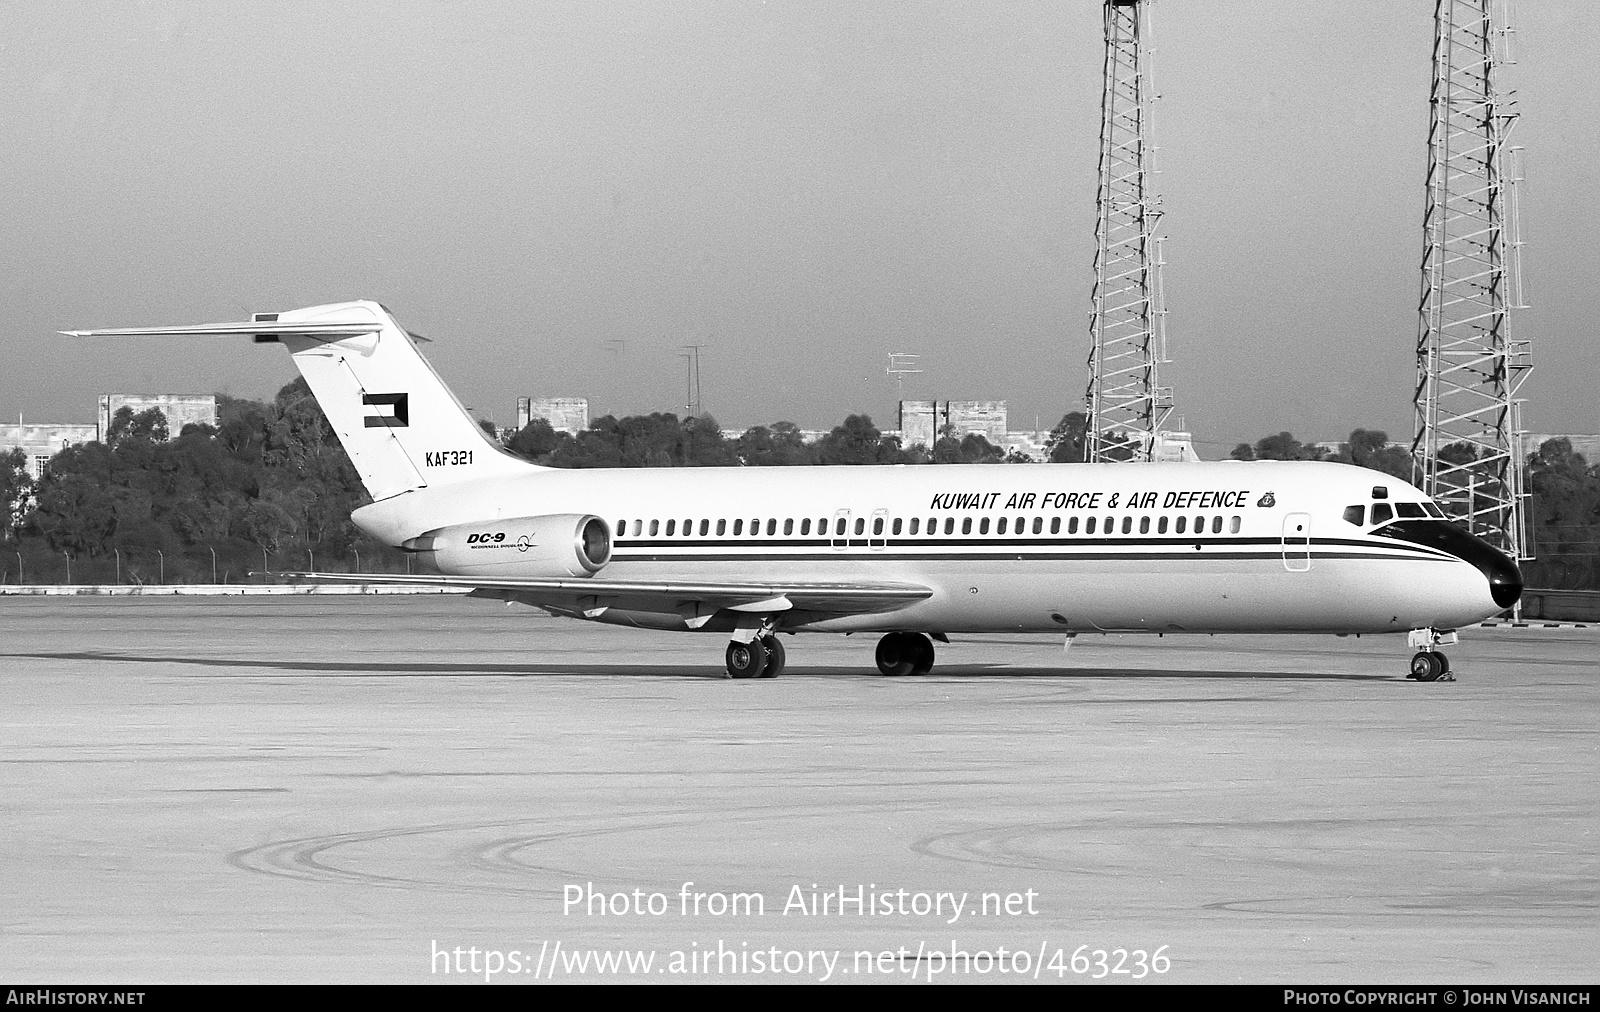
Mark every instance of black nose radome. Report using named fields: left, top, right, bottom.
left=1369, top=520, right=1523, bottom=609
left=1489, top=563, right=1523, bottom=608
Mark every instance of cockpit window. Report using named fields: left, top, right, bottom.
left=1423, top=502, right=1445, bottom=518
left=1370, top=502, right=1394, bottom=525
left=1372, top=486, right=1389, bottom=500
left=1396, top=502, right=1426, bottom=518
left=1343, top=505, right=1364, bottom=526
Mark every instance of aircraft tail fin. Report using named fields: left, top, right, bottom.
left=64, top=300, right=542, bottom=501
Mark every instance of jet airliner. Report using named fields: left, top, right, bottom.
left=68, top=300, right=1521, bottom=680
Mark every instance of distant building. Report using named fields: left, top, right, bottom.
left=0, top=423, right=98, bottom=480
left=1150, top=430, right=1201, bottom=462
left=897, top=400, right=1009, bottom=449
left=98, top=394, right=216, bottom=442
left=517, top=397, right=589, bottom=436
left=945, top=400, right=1008, bottom=441
left=898, top=400, right=938, bottom=448
left=995, top=429, right=1047, bottom=460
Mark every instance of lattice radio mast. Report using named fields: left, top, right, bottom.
left=1413, top=0, right=1531, bottom=561
left=1087, top=0, right=1173, bottom=463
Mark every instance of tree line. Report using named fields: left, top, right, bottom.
left=2, top=389, right=1595, bottom=589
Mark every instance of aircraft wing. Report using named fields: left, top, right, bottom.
left=274, top=571, right=933, bottom=621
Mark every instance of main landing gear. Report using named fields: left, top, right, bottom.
left=1406, top=627, right=1457, bottom=682
left=725, top=635, right=785, bottom=679
left=874, top=632, right=935, bottom=676
left=721, top=630, right=938, bottom=678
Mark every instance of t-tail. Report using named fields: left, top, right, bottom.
left=64, top=300, right=542, bottom=502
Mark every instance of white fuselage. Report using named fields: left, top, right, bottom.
left=353, top=459, right=1510, bottom=637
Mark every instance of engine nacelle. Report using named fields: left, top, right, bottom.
left=402, top=514, right=611, bottom=578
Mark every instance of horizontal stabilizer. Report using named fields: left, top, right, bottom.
left=63, top=300, right=542, bottom=501
left=61, top=320, right=381, bottom=339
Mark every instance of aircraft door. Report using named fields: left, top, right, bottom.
left=1281, top=512, right=1312, bottom=572
left=831, top=509, right=851, bottom=552
left=869, top=508, right=889, bottom=550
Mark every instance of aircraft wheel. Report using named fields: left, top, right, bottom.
left=726, top=639, right=768, bottom=680
left=875, top=633, right=917, bottom=676
left=1434, top=652, right=1450, bottom=677
left=909, top=633, right=935, bottom=675
left=1408, top=651, right=1442, bottom=682
left=758, top=635, right=785, bottom=678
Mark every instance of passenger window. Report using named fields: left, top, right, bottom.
left=1105, top=516, right=1114, bottom=535
left=836, top=518, right=847, bottom=536
left=1050, top=517, right=1060, bottom=534
left=784, top=518, right=794, bottom=536
left=1158, top=516, right=1168, bottom=534
left=616, top=519, right=625, bottom=538
left=1397, top=503, right=1425, bottom=518
left=1229, top=515, right=1241, bottom=534
left=1175, top=516, right=1186, bottom=534
left=961, top=518, right=972, bottom=535
left=1371, top=503, right=1393, bottom=525
left=978, top=518, right=989, bottom=535
left=854, top=517, right=865, bottom=536
left=1211, top=516, right=1223, bottom=534
left=698, top=519, right=707, bottom=536
left=1015, top=515, right=1025, bottom=533
left=909, top=518, right=919, bottom=535
left=767, top=519, right=777, bottom=536
left=799, top=518, right=809, bottom=536
left=633, top=520, right=643, bottom=537
left=891, top=518, right=901, bottom=536
left=997, top=517, right=1008, bottom=535
left=944, top=518, right=955, bottom=535
left=1068, top=517, right=1079, bottom=534
left=1139, top=516, right=1150, bottom=534
left=1194, top=515, right=1204, bottom=533
left=717, top=519, right=727, bottom=536
left=752, top=518, right=761, bottom=535
left=872, top=517, right=883, bottom=536
left=649, top=519, right=659, bottom=536
left=1343, top=505, right=1364, bottom=526
left=666, top=520, right=676, bottom=536
left=818, top=517, right=827, bottom=534
left=734, top=520, right=743, bottom=535
left=1032, top=517, right=1043, bottom=535
left=1086, top=517, right=1097, bottom=534
left=1121, top=516, right=1133, bottom=534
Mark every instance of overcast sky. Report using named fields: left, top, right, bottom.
left=2, top=1, right=1595, bottom=454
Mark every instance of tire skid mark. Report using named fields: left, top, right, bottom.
left=1204, top=888, right=1595, bottom=918
left=912, top=815, right=1457, bottom=873
left=912, top=821, right=1124, bottom=875
left=229, top=800, right=942, bottom=893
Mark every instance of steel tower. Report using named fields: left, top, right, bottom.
left=1087, top=0, right=1173, bottom=463
left=1413, top=0, right=1531, bottom=561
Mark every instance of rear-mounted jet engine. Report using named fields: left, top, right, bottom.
left=403, top=514, right=610, bottom=578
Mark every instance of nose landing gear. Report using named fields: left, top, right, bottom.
left=1406, top=628, right=1457, bottom=682
left=1408, top=651, right=1451, bottom=682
